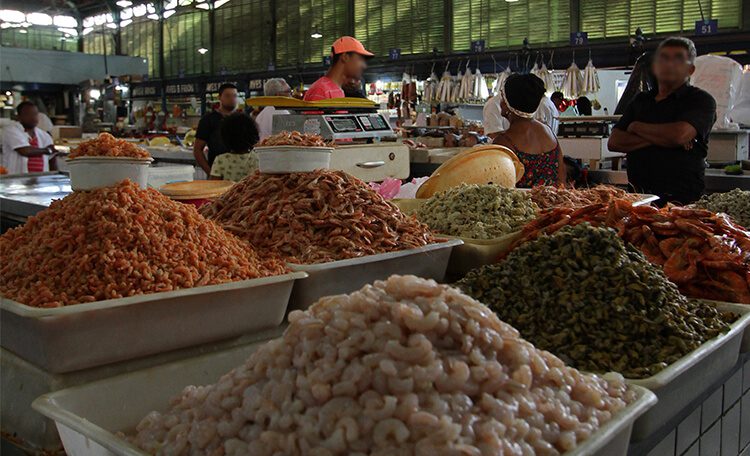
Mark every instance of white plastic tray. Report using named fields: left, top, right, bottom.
left=1, top=328, right=283, bottom=452
left=287, top=239, right=463, bottom=310
left=0, top=272, right=306, bottom=373
left=32, top=339, right=656, bottom=456
left=627, top=302, right=750, bottom=441
left=514, top=188, right=659, bottom=207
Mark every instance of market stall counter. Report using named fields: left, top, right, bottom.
left=0, top=173, right=71, bottom=231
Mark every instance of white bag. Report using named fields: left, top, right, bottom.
left=691, top=55, right=742, bottom=130
left=729, top=70, right=750, bottom=125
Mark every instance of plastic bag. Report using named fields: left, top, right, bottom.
left=397, top=177, right=429, bottom=199
left=369, top=178, right=402, bottom=200
left=692, top=55, right=742, bottom=130
left=729, top=70, right=750, bottom=125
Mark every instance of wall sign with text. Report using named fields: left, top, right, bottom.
left=570, top=32, right=588, bottom=46
left=695, top=19, right=718, bottom=35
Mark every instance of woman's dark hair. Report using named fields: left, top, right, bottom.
left=577, top=96, right=593, bottom=115
left=220, top=112, right=259, bottom=153
left=504, top=74, right=546, bottom=115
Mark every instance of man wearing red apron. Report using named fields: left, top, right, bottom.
left=2, top=101, right=57, bottom=174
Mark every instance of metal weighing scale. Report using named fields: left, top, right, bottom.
left=273, top=112, right=394, bottom=141
left=247, top=97, right=406, bottom=181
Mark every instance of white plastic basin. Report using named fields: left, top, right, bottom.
left=67, top=156, right=153, bottom=190
left=255, top=145, right=333, bottom=174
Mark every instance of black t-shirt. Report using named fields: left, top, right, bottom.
left=195, top=110, right=228, bottom=166
left=614, top=84, right=716, bottom=205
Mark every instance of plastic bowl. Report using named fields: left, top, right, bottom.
left=67, top=156, right=153, bottom=191
left=255, top=146, right=333, bottom=174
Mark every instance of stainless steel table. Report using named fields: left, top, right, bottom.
left=0, top=173, right=71, bottom=225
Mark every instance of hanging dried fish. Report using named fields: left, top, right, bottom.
left=582, top=59, right=601, bottom=94
left=540, top=63, right=554, bottom=92
left=562, top=62, right=583, bottom=99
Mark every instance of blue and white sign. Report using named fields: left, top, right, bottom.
left=570, top=32, right=588, bottom=46
left=388, top=48, right=401, bottom=60
left=695, top=19, right=718, bottom=35
left=323, top=55, right=332, bottom=66
left=470, top=40, right=486, bottom=53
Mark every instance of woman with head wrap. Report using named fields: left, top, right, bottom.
left=494, top=73, right=565, bottom=187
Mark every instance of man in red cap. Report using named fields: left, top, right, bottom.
left=304, top=36, right=373, bottom=102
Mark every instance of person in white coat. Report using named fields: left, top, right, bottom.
left=256, top=78, right=292, bottom=141
left=2, top=102, right=57, bottom=174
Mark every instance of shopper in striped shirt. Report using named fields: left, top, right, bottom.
left=2, top=102, right=57, bottom=175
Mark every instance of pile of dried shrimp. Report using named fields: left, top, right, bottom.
left=529, top=185, right=641, bottom=210
left=129, top=275, right=636, bottom=455
left=0, top=180, right=286, bottom=307
left=507, top=200, right=750, bottom=303
left=200, top=170, right=437, bottom=263
left=257, top=131, right=332, bottom=147
left=68, top=133, right=151, bottom=159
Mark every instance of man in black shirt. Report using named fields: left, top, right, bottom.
left=193, top=83, right=239, bottom=174
left=608, top=37, right=717, bottom=205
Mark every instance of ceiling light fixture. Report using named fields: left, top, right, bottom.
left=0, top=10, right=25, bottom=23
left=27, top=12, right=52, bottom=26
left=197, top=47, right=208, bottom=54
left=311, top=26, right=322, bottom=39
left=18, top=28, right=27, bottom=33
left=53, top=15, right=77, bottom=27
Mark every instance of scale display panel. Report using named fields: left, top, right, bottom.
left=272, top=113, right=395, bottom=140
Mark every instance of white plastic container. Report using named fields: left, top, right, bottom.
left=1, top=328, right=283, bottom=452
left=287, top=239, right=463, bottom=310
left=0, top=272, right=306, bottom=373
left=66, top=156, right=153, bottom=190
left=627, top=302, right=750, bottom=441
left=255, top=145, right=333, bottom=173
left=31, top=337, right=656, bottom=456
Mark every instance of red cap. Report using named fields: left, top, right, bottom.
left=331, top=36, right=374, bottom=57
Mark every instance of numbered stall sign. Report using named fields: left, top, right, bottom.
left=570, top=32, right=588, bottom=46
left=389, top=48, right=401, bottom=60
left=471, top=40, right=486, bottom=53
left=695, top=19, right=718, bottom=35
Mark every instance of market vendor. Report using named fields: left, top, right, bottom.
left=492, top=74, right=565, bottom=187
left=256, top=78, right=291, bottom=141
left=303, top=36, right=373, bottom=102
left=1, top=101, right=57, bottom=174
left=193, top=83, right=238, bottom=174
left=608, top=37, right=716, bottom=205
